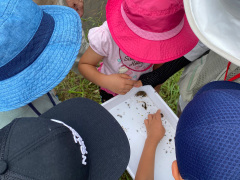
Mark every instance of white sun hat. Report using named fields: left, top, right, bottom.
left=184, top=0, right=240, bottom=66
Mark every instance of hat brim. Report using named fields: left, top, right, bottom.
left=184, top=0, right=240, bottom=66
left=106, top=0, right=198, bottom=64
left=0, top=5, right=82, bottom=111
left=40, top=98, right=130, bottom=180
left=194, top=81, right=240, bottom=98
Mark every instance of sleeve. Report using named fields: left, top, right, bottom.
left=88, top=22, right=112, bottom=57
left=139, top=56, right=191, bottom=87
left=184, top=41, right=210, bottom=61
left=139, top=48, right=210, bottom=87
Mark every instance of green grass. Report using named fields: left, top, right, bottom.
left=81, top=1, right=105, bottom=41
left=55, top=71, right=182, bottom=112
left=55, top=72, right=101, bottom=103
left=159, top=70, right=182, bottom=114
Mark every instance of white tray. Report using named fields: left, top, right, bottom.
left=102, top=86, right=179, bottom=180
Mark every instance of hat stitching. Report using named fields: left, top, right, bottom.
left=0, top=0, right=17, bottom=27
left=0, top=123, right=13, bottom=161
left=3, top=119, right=22, bottom=161
left=0, top=5, right=82, bottom=111
left=51, top=119, right=88, bottom=165
left=121, top=4, right=185, bottom=41
left=123, top=1, right=183, bottom=16
left=8, top=126, right=69, bottom=162
left=2, top=169, right=34, bottom=180
left=176, top=124, right=239, bottom=138
left=8, top=131, right=71, bottom=179
left=1, top=41, right=78, bottom=109
left=0, top=12, right=54, bottom=80
left=0, top=10, right=43, bottom=67
left=113, top=26, right=195, bottom=63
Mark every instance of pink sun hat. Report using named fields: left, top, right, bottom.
left=106, top=0, right=199, bottom=64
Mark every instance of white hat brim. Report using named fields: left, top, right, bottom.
left=184, top=0, right=240, bottom=66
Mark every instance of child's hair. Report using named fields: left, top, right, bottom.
left=175, top=81, right=240, bottom=179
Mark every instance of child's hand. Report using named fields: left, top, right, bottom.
left=144, top=110, right=165, bottom=146
left=66, top=0, right=84, bottom=17
left=105, top=74, right=137, bottom=95
left=134, top=80, right=143, bottom=87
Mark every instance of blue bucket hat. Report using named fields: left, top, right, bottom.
left=0, top=0, right=82, bottom=111
left=175, top=81, right=240, bottom=180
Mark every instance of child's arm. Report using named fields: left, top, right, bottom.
left=78, top=47, right=137, bottom=95
left=135, top=110, right=165, bottom=180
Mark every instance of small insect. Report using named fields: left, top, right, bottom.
left=142, top=102, right=147, bottom=110
left=135, top=91, right=147, bottom=97
left=117, top=115, right=122, bottom=118
left=169, top=139, right=172, bottom=142
left=161, top=113, right=164, bottom=118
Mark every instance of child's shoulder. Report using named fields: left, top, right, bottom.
left=88, top=21, right=114, bottom=45
left=89, top=21, right=111, bottom=36
left=88, top=21, right=117, bottom=57
left=101, top=21, right=109, bottom=31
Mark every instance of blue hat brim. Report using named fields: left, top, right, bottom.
left=0, top=5, right=82, bottom=111
left=195, top=81, right=240, bottom=98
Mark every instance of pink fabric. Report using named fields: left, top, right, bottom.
left=106, top=0, right=199, bottom=63
left=89, top=22, right=153, bottom=96
left=122, top=0, right=185, bottom=32
left=121, top=4, right=184, bottom=40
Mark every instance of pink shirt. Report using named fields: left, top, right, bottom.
left=88, top=21, right=153, bottom=96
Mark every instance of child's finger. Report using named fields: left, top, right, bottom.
left=124, top=84, right=135, bottom=90
left=134, top=80, right=142, bottom=87
left=120, top=74, right=132, bottom=79
left=155, top=110, right=162, bottom=121
left=144, top=119, right=149, bottom=127
left=119, top=92, right=126, bottom=95
left=125, top=80, right=138, bottom=86
left=148, top=114, right=153, bottom=121
left=121, top=90, right=130, bottom=94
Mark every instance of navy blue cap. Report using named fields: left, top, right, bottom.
left=175, top=81, right=240, bottom=180
left=0, top=98, right=130, bottom=180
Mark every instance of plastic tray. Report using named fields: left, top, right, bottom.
left=102, top=86, right=179, bottom=180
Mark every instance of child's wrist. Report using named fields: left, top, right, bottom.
left=98, top=74, right=110, bottom=89
left=145, top=137, right=159, bottom=148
